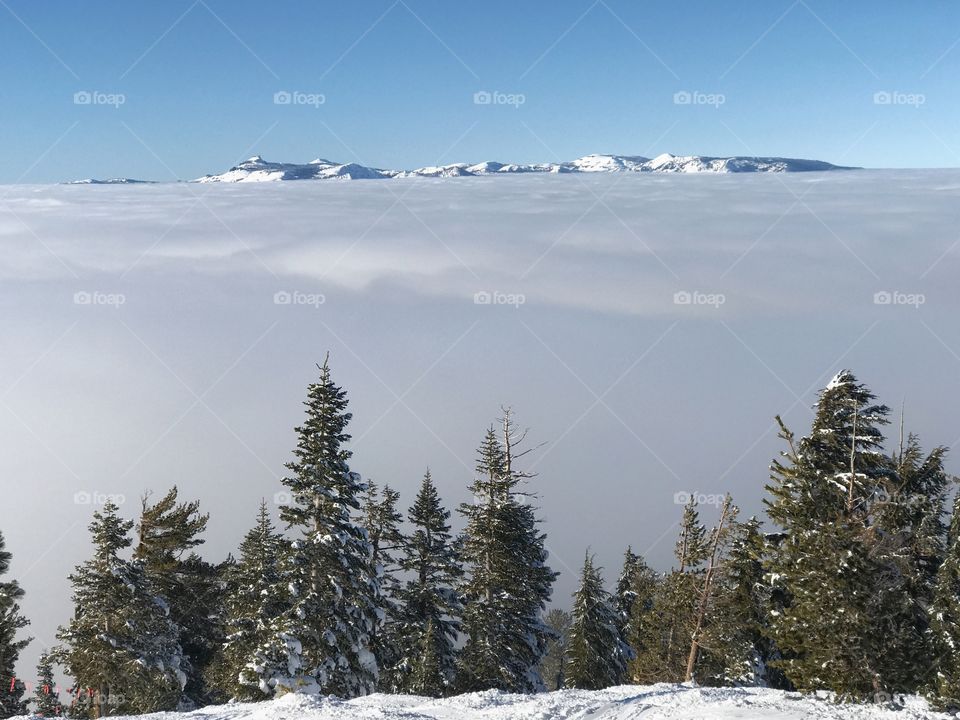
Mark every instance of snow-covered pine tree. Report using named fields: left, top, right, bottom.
left=218, top=502, right=288, bottom=701
left=361, top=482, right=404, bottom=690
left=0, top=530, right=29, bottom=719
left=255, top=357, right=380, bottom=697
left=391, top=471, right=463, bottom=696
left=765, top=370, right=895, bottom=699
left=928, top=492, right=960, bottom=710
left=134, top=487, right=222, bottom=707
left=456, top=411, right=557, bottom=693
left=538, top=608, right=572, bottom=691
left=614, top=547, right=641, bottom=636
left=34, top=653, right=64, bottom=717
left=565, top=553, right=630, bottom=690
left=56, top=501, right=186, bottom=716
left=872, top=434, right=950, bottom=693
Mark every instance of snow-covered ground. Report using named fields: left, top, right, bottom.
left=80, top=686, right=950, bottom=720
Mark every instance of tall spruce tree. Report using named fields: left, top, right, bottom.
left=219, top=502, right=288, bottom=701
left=765, top=370, right=895, bottom=699
left=0, top=530, right=29, bottom=718
left=362, top=482, right=404, bottom=690
left=34, top=653, right=64, bottom=717
left=565, top=553, right=630, bottom=689
left=254, top=358, right=380, bottom=697
left=56, top=501, right=186, bottom=716
left=614, top=547, right=642, bottom=635
left=457, top=411, right=557, bottom=693
left=391, top=471, right=463, bottom=696
left=134, top=487, right=222, bottom=707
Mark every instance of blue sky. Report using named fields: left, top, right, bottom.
left=2, top=0, right=960, bottom=182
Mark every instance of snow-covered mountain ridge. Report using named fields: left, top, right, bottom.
left=194, top=153, right=853, bottom=183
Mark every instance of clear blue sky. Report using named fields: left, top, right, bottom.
left=2, top=0, right=960, bottom=182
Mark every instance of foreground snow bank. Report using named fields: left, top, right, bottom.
left=80, top=684, right=950, bottom=720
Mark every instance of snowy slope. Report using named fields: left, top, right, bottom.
left=194, top=153, right=851, bottom=183
left=56, top=685, right=949, bottom=720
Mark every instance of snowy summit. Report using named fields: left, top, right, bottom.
left=192, top=153, right=852, bottom=183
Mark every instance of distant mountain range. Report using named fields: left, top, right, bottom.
left=66, top=153, right=856, bottom=185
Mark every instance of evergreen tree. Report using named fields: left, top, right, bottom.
left=56, top=501, right=186, bottom=717
left=538, top=608, right=572, bottom=691
left=34, top=653, right=64, bottom=717
left=765, top=370, right=895, bottom=699
left=362, top=482, right=404, bottom=690
left=219, top=502, right=288, bottom=701
left=700, top=518, right=777, bottom=687
left=565, top=553, right=630, bottom=690
left=134, top=487, right=222, bottom=707
left=391, top=472, right=462, bottom=696
left=0, top=530, right=29, bottom=719
left=928, top=493, right=960, bottom=710
left=457, top=411, right=557, bottom=693
left=255, top=357, right=380, bottom=697
left=614, top=547, right=643, bottom=635
left=624, top=559, right=662, bottom=684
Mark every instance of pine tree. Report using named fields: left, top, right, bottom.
left=538, top=608, right=572, bottom=691
left=624, top=559, right=662, bottom=684
left=457, top=411, right=557, bottom=693
left=765, top=370, right=895, bottom=699
left=255, top=357, right=380, bottom=697
left=614, top=547, right=642, bottom=635
left=700, top=517, right=777, bottom=687
left=219, top=502, right=288, bottom=701
left=928, top=493, right=960, bottom=710
left=565, top=553, right=630, bottom=690
left=134, top=487, right=222, bottom=707
left=391, top=472, right=463, bottom=696
left=362, top=482, right=404, bottom=690
left=56, top=501, right=186, bottom=716
left=0, top=530, right=29, bottom=719
left=34, top=653, right=64, bottom=717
